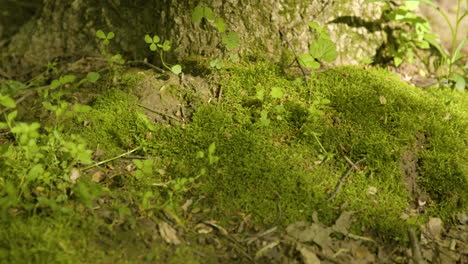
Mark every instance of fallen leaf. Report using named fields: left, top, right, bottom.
left=297, top=244, right=321, bottom=264
left=181, top=199, right=193, bottom=212
left=368, top=186, right=377, bottom=195
left=204, top=220, right=228, bottom=236
left=286, top=221, right=332, bottom=248
left=332, top=211, right=354, bottom=235
left=255, top=240, right=280, bottom=260
left=158, top=222, right=181, bottom=245
left=423, top=217, right=444, bottom=240
left=195, top=223, right=213, bottom=234
left=91, top=171, right=105, bottom=182
left=379, top=95, right=387, bottom=105
left=69, top=168, right=80, bottom=182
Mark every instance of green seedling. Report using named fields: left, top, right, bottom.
left=192, top=5, right=240, bottom=69
left=299, top=22, right=338, bottom=72
left=96, top=30, right=114, bottom=45
left=365, top=0, right=467, bottom=90
left=144, top=34, right=182, bottom=74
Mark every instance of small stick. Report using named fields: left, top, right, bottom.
left=279, top=28, right=309, bottom=87
left=408, top=228, right=426, bottom=264
left=80, top=146, right=141, bottom=171
left=323, top=157, right=366, bottom=204
left=138, top=104, right=181, bottom=121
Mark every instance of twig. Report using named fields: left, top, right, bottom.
left=80, top=146, right=141, bottom=171
left=137, top=104, right=181, bottom=121
left=323, top=157, right=366, bottom=204
left=408, top=228, right=426, bottom=264
left=126, top=60, right=165, bottom=73
left=279, top=28, right=309, bottom=87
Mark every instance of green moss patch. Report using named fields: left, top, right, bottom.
left=59, top=62, right=466, bottom=245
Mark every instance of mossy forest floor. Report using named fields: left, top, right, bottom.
left=0, top=58, right=467, bottom=263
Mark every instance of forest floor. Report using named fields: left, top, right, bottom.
left=0, top=56, right=467, bottom=263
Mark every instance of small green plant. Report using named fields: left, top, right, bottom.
left=0, top=72, right=103, bottom=216
left=96, top=30, right=125, bottom=68
left=254, top=86, right=286, bottom=126
left=144, top=34, right=182, bottom=74
left=298, top=22, right=338, bottom=73
left=192, top=5, right=240, bottom=69
left=365, top=0, right=467, bottom=91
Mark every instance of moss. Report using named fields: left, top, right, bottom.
left=74, top=89, right=148, bottom=156
left=63, top=61, right=465, bottom=245
left=312, top=66, right=467, bottom=216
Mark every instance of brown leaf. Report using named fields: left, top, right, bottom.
left=91, top=171, right=105, bottom=183
left=297, top=244, right=321, bottom=264
left=286, top=221, right=332, bottom=248
left=158, top=221, right=181, bottom=245
left=69, top=168, right=80, bottom=182
left=332, top=211, right=354, bottom=235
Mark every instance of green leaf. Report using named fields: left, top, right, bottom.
left=259, top=110, right=270, bottom=126
left=208, top=142, right=216, bottom=155
left=394, top=56, right=403, bottom=66
left=424, top=33, right=447, bottom=58
left=171, top=65, right=182, bottom=75
left=451, top=37, right=467, bottom=63
left=298, top=53, right=320, bottom=69
left=72, top=104, right=92, bottom=113
left=0, top=95, right=16, bottom=108
left=86, top=72, right=100, bottom=83
left=60, top=75, right=76, bottom=84
left=214, top=18, right=227, bottom=32
left=6, top=110, right=17, bottom=123
left=103, top=39, right=109, bottom=45
left=256, top=88, right=265, bottom=101
left=150, top=43, right=157, bottom=51
left=153, top=35, right=160, bottom=43
left=229, top=54, right=239, bottom=62
left=204, top=7, right=215, bottom=21
left=144, top=34, right=153, bottom=43
left=209, top=58, right=222, bottom=69
left=363, top=0, right=437, bottom=9
left=222, top=31, right=240, bottom=50
left=192, top=6, right=204, bottom=22
left=107, top=32, right=115, bottom=39
left=451, top=73, right=466, bottom=92
left=270, top=87, right=283, bottom=99
left=309, top=37, right=338, bottom=62
left=161, top=40, right=171, bottom=51
left=96, top=30, right=106, bottom=39
left=308, top=21, right=323, bottom=33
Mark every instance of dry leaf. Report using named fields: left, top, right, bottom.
left=92, top=171, right=105, bottom=183
left=255, top=240, right=280, bottom=260
left=69, top=168, right=80, bottom=182
left=332, top=211, right=353, bottom=235
left=204, top=220, right=228, bottom=236
left=379, top=95, right=387, bottom=104
left=423, top=217, right=444, bottom=240
left=181, top=199, right=193, bottom=212
left=195, top=223, right=213, bottom=234
left=286, top=221, right=332, bottom=248
left=297, top=244, right=321, bottom=264
left=158, top=221, right=181, bottom=245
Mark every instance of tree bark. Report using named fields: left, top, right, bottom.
left=4, top=0, right=387, bottom=71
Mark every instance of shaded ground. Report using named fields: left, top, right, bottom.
left=1, top=56, right=467, bottom=263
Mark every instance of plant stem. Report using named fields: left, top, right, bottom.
left=80, top=146, right=141, bottom=171
left=159, top=50, right=172, bottom=71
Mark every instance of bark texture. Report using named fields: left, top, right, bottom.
left=5, top=0, right=388, bottom=69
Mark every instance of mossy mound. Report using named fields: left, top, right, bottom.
left=70, top=63, right=466, bottom=243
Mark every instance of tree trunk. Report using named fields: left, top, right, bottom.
left=4, top=0, right=387, bottom=71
